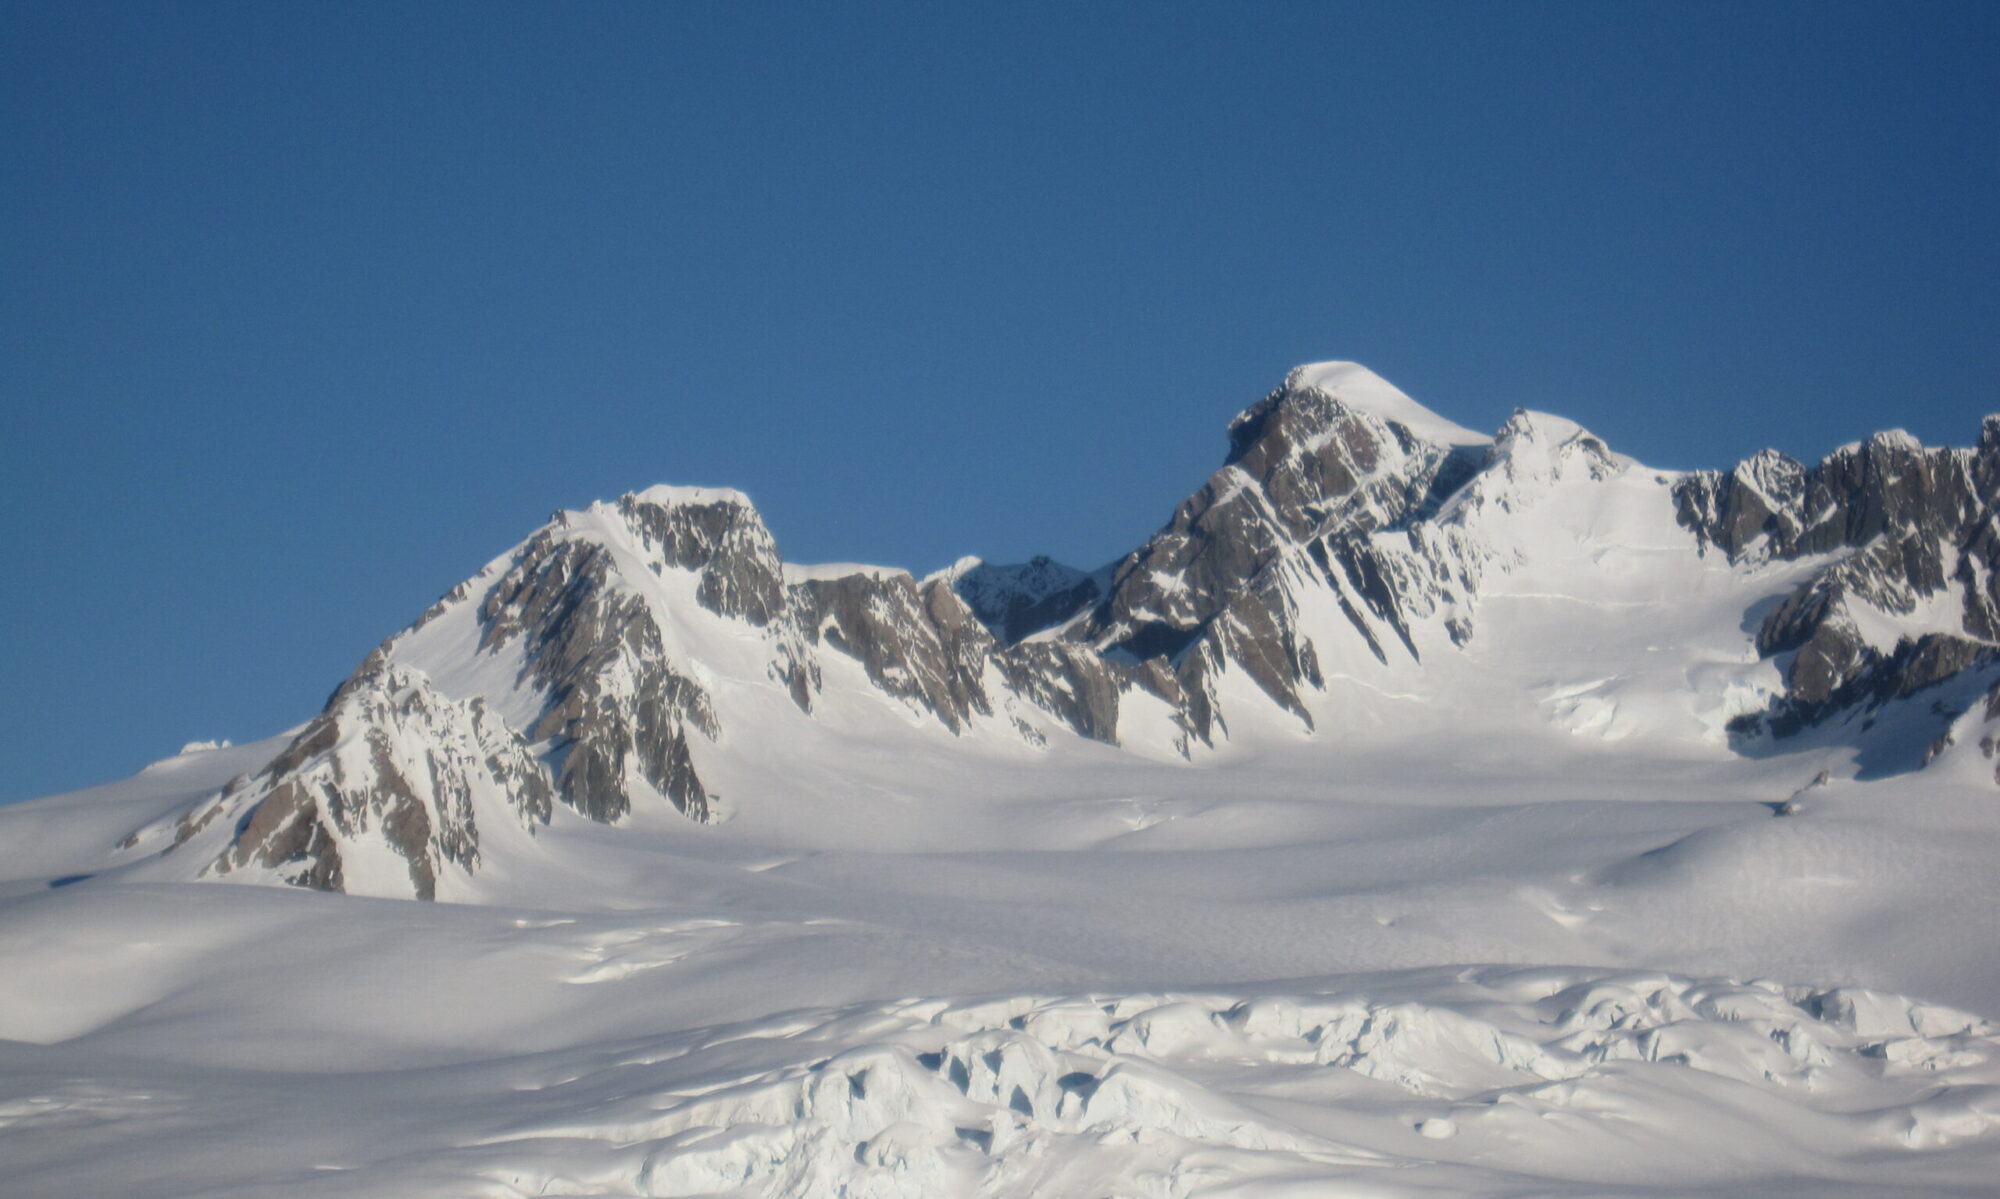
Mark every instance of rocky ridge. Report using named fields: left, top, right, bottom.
left=129, top=364, right=2000, bottom=898
left=122, top=655, right=554, bottom=899
left=1675, top=417, right=2000, bottom=737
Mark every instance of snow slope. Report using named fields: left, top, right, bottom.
left=1285, top=359, right=1492, bottom=448
left=6, top=362, right=2000, bottom=1196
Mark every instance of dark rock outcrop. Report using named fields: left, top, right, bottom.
left=478, top=518, right=719, bottom=822
left=1681, top=420, right=2000, bottom=734
left=204, top=656, right=551, bottom=899
left=1026, top=369, right=1491, bottom=744
left=618, top=490, right=787, bottom=626
left=794, top=571, right=995, bottom=733
left=1077, top=377, right=1481, bottom=656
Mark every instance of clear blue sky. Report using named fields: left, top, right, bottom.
left=4, top=1, right=1996, bottom=802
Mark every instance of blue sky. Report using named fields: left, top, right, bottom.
left=4, top=1, right=1996, bottom=801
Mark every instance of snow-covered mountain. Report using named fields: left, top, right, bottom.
left=97, top=360, right=2000, bottom=902
left=9, top=362, right=2000, bottom=1197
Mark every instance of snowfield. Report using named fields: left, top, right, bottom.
left=7, top=363, right=2000, bottom=1196
left=8, top=766, right=2000, bottom=1197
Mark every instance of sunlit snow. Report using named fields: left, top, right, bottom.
left=6, top=365, right=2000, bottom=1196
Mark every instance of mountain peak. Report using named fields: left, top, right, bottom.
left=1280, top=361, right=1491, bottom=448
left=948, top=554, right=1108, bottom=643
left=1467, top=407, right=1624, bottom=491
left=626, top=483, right=758, bottom=512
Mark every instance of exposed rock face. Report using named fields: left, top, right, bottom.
left=1678, top=423, right=2000, bottom=734
left=1672, top=448, right=1810, bottom=562
left=617, top=490, right=787, bottom=626
left=789, top=566, right=1140, bottom=744
left=1972, top=679, right=2000, bottom=785
left=205, top=655, right=551, bottom=899
left=1053, top=369, right=1510, bottom=744
left=992, top=395, right=1623, bottom=759
left=1077, top=370, right=1484, bottom=657
left=144, top=361, right=2000, bottom=898
left=478, top=519, right=719, bottom=822
left=991, top=640, right=1134, bottom=743
left=793, top=571, right=995, bottom=733
left=246, top=369, right=1502, bottom=894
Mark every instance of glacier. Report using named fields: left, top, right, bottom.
left=6, top=362, right=2000, bottom=1196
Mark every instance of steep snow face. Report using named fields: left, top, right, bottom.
left=388, top=494, right=741, bottom=824
left=1054, top=365, right=1494, bottom=744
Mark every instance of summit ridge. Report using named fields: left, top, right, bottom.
left=1282, top=360, right=1492, bottom=447
left=15, top=360, right=2000, bottom=1199
left=32, top=360, right=2000, bottom=907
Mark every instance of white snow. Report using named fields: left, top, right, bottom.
left=5, top=365, right=2000, bottom=1195
left=782, top=561, right=914, bottom=583
left=631, top=483, right=759, bottom=509
left=1284, top=360, right=1492, bottom=447
left=1843, top=569, right=1974, bottom=654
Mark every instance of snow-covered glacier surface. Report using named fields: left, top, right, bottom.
left=8, top=363, right=2000, bottom=1196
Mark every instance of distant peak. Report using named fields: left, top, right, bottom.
left=1280, top=361, right=1491, bottom=448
